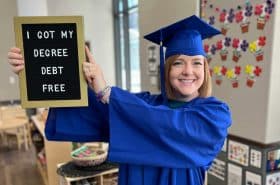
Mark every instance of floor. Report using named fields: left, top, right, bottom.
left=0, top=136, right=44, bottom=185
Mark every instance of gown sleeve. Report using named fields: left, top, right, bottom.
left=107, top=87, right=232, bottom=168
left=45, top=87, right=110, bottom=142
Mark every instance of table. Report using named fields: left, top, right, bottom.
left=0, top=117, right=29, bottom=150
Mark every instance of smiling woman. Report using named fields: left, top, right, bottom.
left=7, top=15, right=231, bottom=185
left=167, top=55, right=205, bottom=102
left=165, top=55, right=211, bottom=101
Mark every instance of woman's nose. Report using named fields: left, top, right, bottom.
left=182, top=63, right=192, bottom=75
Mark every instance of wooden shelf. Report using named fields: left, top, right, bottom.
left=58, top=164, right=118, bottom=185
left=31, top=114, right=72, bottom=185
left=36, top=159, right=48, bottom=185
left=31, top=115, right=45, bottom=137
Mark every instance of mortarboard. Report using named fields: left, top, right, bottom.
left=143, top=15, right=221, bottom=102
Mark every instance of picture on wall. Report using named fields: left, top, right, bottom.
left=208, top=158, right=226, bottom=181
left=266, top=171, right=280, bottom=185
left=267, top=149, right=280, bottom=172
left=245, top=171, right=261, bottom=185
left=228, top=140, right=249, bottom=166
left=228, top=163, right=242, bottom=185
left=250, top=149, right=262, bottom=168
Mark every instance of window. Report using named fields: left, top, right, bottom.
left=113, top=0, right=140, bottom=92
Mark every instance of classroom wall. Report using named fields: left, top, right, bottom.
left=16, top=0, right=48, bottom=16
left=47, top=0, right=116, bottom=86
left=266, top=0, right=280, bottom=143
left=0, top=0, right=19, bottom=102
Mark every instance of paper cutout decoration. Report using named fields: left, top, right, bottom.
left=204, top=44, right=216, bottom=62
left=249, top=36, right=266, bottom=62
left=232, top=38, right=248, bottom=62
left=235, top=4, right=253, bottom=33
left=216, top=37, right=231, bottom=61
left=203, top=0, right=275, bottom=32
left=208, top=15, right=215, bottom=25
left=226, top=66, right=241, bottom=88
left=213, top=65, right=227, bottom=85
left=254, top=1, right=275, bottom=30
left=219, top=9, right=234, bottom=35
left=245, top=65, right=262, bottom=87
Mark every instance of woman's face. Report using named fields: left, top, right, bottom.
left=169, top=55, right=204, bottom=101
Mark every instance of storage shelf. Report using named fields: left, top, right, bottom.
left=31, top=115, right=45, bottom=137
left=57, top=164, right=118, bottom=185
left=31, top=114, right=72, bottom=185
left=36, top=159, right=48, bottom=185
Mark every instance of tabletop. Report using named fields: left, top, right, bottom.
left=0, top=117, right=28, bottom=130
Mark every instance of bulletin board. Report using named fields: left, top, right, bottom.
left=14, top=16, right=88, bottom=108
left=200, top=0, right=275, bottom=89
left=200, top=0, right=277, bottom=144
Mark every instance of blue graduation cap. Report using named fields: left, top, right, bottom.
left=143, top=15, right=221, bottom=101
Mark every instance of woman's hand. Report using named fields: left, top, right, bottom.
left=83, top=46, right=107, bottom=93
left=7, top=47, right=24, bottom=74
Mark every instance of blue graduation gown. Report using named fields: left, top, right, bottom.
left=45, top=87, right=231, bottom=185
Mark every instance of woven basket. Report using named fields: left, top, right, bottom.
left=71, top=143, right=108, bottom=167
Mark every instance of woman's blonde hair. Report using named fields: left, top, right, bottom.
left=164, top=55, right=212, bottom=99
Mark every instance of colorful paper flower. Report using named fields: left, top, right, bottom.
left=245, top=65, right=262, bottom=87
left=213, top=65, right=226, bottom=85
left=249, top=41, right=257, bottom=52
left=209, top=16, right=215, bottom=25
left=258, top=36, right=266, bottom=46
left=226, top=66, right=241, bottom=88
left=232, top=38, right=240, bottom=49
left=240, top=40, right=249, bottom=52
left=235, top=66, right=241, bottom=75
left=245, top=65, right=254, bottom=75
left=221, top=66, right=227, bottom=75
left=219, top=12, right=226, bottom=22
left=210, top=44, right=216, bottom=55
left=216, top=40, right=223, bottom=50
left=249, top=37, right=266, bottom=62
left=254, top=66, right=262, bottom=76
left=204, top=44, right=209, bottom=53
left=245, top=5, right=253, bottom=17
left=254, top=4, right=264, bottom=15
left=226, top=69, right=235, bottom=79
left=227, top=8, right=235, bottom=23
left=213, top=66, right=222, bottom=75
left=235, top=11, right=244, bottom=23
left=224, top=37, right=231, bottom=47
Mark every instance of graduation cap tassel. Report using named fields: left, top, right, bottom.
left=159, top=31, right=167, bottom=104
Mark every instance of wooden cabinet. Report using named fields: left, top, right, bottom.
left=31, top=115, right=72, bottom=185
left=58, top=166, right=118, bottom=185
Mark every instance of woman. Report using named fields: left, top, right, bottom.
left=8, top=15, right=231, bottom=185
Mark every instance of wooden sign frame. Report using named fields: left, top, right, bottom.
left=14, top=16, right=88, bottom=108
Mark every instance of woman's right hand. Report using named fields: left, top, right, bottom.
left=7, top=47, right=24, bottom=74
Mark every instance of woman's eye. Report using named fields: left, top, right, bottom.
left=193, top=60, right=203, bottom=65
left=173, top=60, right=183, bottom=66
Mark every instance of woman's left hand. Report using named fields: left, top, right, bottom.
left=82, top=46, right=107, bottom=93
